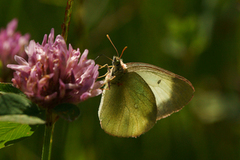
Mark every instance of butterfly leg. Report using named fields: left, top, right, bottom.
left=97, top=64, right=110, bottom=79
left=98, top=64, right=112, bottom=69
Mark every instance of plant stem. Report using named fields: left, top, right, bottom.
left=41, top=111, right=56, bottom=160
left=61, top=0, right=74, bottom=42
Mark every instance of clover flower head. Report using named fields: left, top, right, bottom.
left=0, top=19, right=30, bottom=66
left=7, top=28, right=103, bottom=108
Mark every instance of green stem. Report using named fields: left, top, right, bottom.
left=61, top=0, right=74, bottom=42
left=41, top=112, right=56, bottom=160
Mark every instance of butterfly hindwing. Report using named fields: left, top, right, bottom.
left=98, top=71, right=157, bottom=137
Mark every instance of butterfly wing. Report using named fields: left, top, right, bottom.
left=98, top=72, right=157, bottom=137
left=127, top=62, right=195, bottom=120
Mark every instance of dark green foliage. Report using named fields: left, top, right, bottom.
left=53, top=103, right=80, bottom=122
left=0, top=83, right=44, bottom=149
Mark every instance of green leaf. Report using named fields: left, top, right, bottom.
left=0, top=92, right=39, bottom=116
left=0, top=115, right=45, bottom=125
left=53, top=103, right=80, bottom=122
left=0, top=83, right=25, bottom=96
left=0, top=92, right=44, bottom=125
left=0, top=121, right=36, bottom=149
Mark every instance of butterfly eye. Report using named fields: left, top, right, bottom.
left=112, top=56, right=120, bottom=66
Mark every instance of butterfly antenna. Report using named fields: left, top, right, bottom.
left=95, top=54, right=112, bottom=61
left=120, top=46, right=127, bottom=58
left=106, top=34, right=119, bottom=56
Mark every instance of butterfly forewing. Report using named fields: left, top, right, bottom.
left=127, top=62, right=195, bottom=120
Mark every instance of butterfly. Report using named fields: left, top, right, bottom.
left=98, top=35, right=195, bottom=138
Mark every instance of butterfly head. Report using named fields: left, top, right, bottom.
left=109, top=56, right=127, bottom=80
left=112, top=56, right=122, bottom=67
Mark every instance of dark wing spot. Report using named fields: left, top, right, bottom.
left=157, top=80, right=161, bottom=84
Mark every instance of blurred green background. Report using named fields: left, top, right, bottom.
left=0, top=0, right=240, bottom=159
